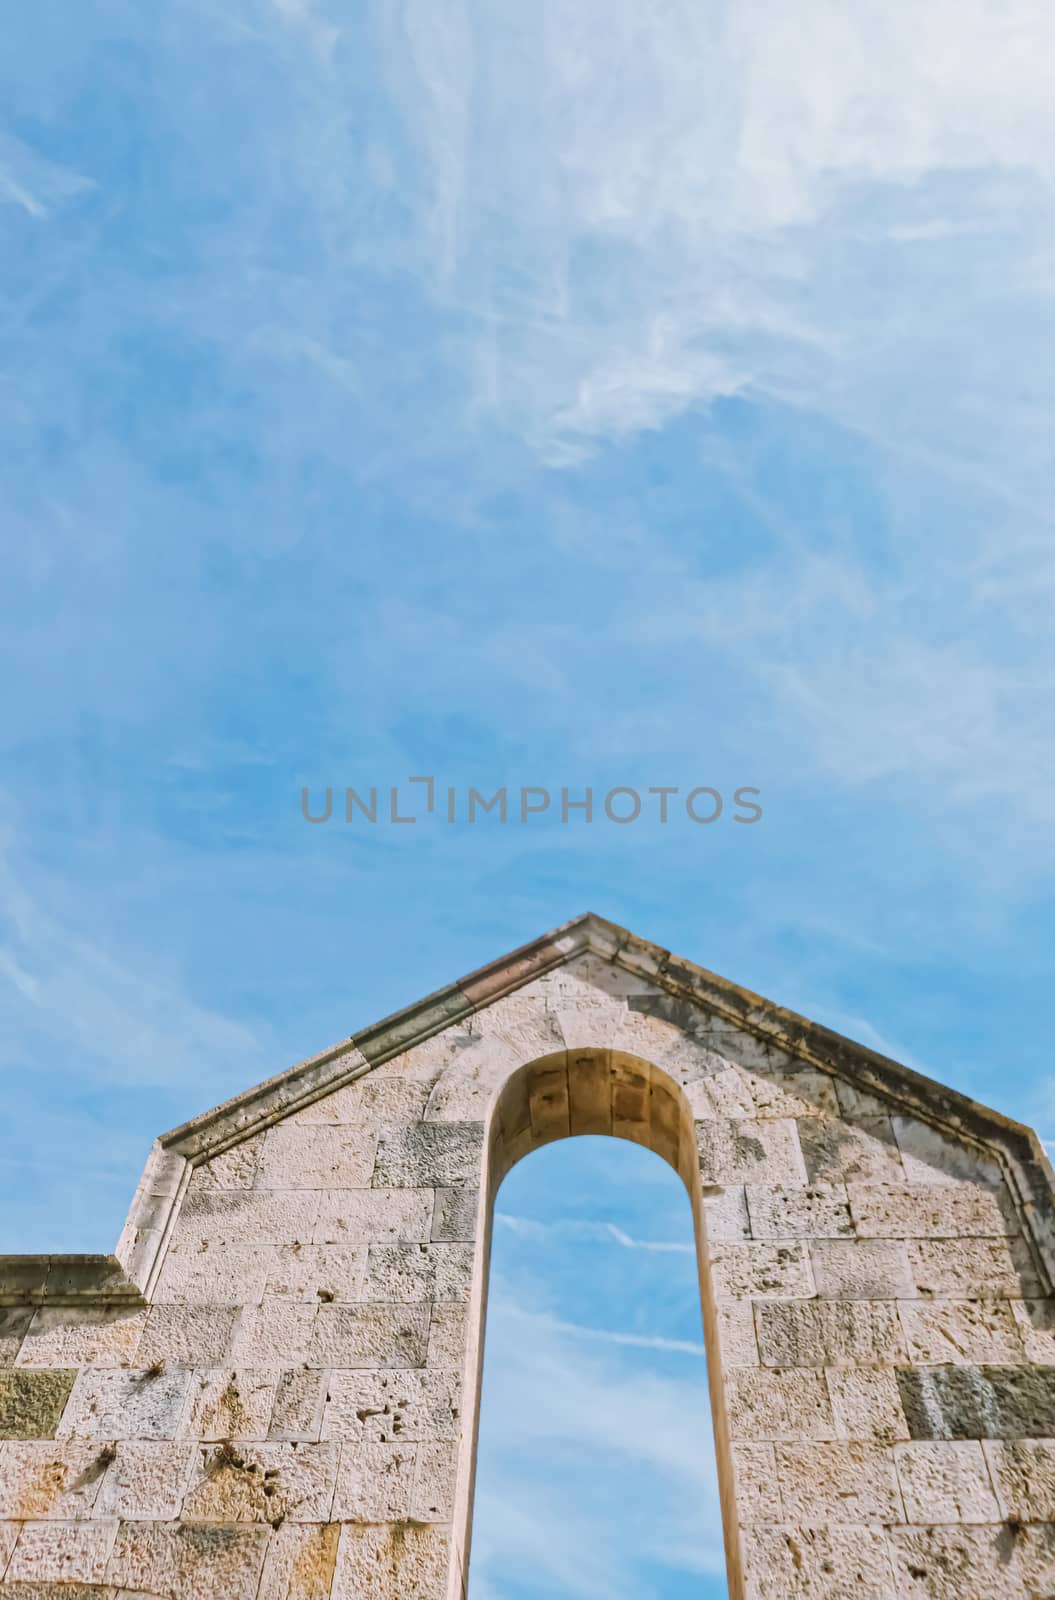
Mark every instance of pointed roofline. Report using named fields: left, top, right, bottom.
left=3, top=912, right=1053, bottom=1305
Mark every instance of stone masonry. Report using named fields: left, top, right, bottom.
left=2, top=912, right=1055, bottom=1598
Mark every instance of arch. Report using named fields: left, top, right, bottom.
left=447, top=1047, right=742, bottom=1600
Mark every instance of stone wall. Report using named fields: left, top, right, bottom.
left=2, top=920, right=1054, bottom=1599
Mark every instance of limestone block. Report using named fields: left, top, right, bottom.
left=0, top=1370, right=76, bottom=1440
left=687, top=1024, right=800, bottom=1078
left=139, top=1306, right=239, bottom=1367
left=106, top=1519, right=269, bottom=1600
left=1016, top=1521, right=1055, bottom=1596
left=179, top=1370, right=277, bottom=1441
left=898, top=1300, right=1025, bottom=1365
left=700, top=1186, right=751, bottom=1242
left=984, top=1440, right=1055, bottom=1521
left=170, top=1191, right=321, bottom=1251
left=895, top=1442, right=1001, bottom=1523
left=331, top=1440, right=417, bottom=1520
left=256, top=1125, right=377, bottom=1190
left=810, top=1240, right=913, bottom=1299
left=696, top=1120, right=806, bottom=1187
left=422, top=1048, right=510, bottom=1124
left=612, top=1007, right=730, bottom=1085
left=827, top=1369, right=911, bottom=1444
left=431, top=1187, right=477, bottom=1243
left=257, top=1521, right=340, bottom=1600
left=427, top=1305, right=467, bottom=1368
left=895, top=1365, right=1055, bottom=1440
left=741, top=1524, right=895, bottom=1600
left=0, top=1520, right=18, bottom=1572
left=730, top=1442, right=781, bottom=1523
left=569, top=950, right=649, bottom=999
left=189, top=1138, right=264, bottom=1191
left=887, top=1524, right=1030, bottom=1600
left=372, top=1123, right=482, bottom=1188
left=181, top=1442, right=338, bottom=1523
left=331, top=1522, right=450, bottom=1600
left=15, top=1308, right=147, bottom=1369
left=607, top=1054, right=655, bottom=1149
left=137, top=1143, right=187, bottom=1199
left=229, top=1299, right=317, bottom=1367
left=0, top=1308, right=32, bottom=1366
left=264, top=1245, right=366, bottom=1303
left=494, top=1067, right=533, bottom=1155
left=120, top=1224, right=169, bottom=1290
left=709, top=1243, right=815, bottom=1301
left=411, top=1440, right=458, bottom=1521
left=675, top=1071, right=727, bottom=1120
left=834, top=1081, right=895, bottom=1119
left=6, top=1517, right=117, bottom=1584
left=755, top=1300, right=906, bottom=1368
left=715, top=1301, right=759, bottom=1367
left=847, top=1184, right=1014, bottom=1238
left=320, top=1369, right=462, bottom=1444
left=528, top=1062, right=571, bottom=1145
left=314, top=1189, right=433, bottom=1246
left=908, top=1238, right=1042, bottom=1299
left=702, top=1068, right=838, bottom=1122
left=539, top=957, right=629, bottom=1008
left=746, top=1185, right=854, bottom=1239
left=268, top=1368, right=326, bottom=1441
left=798, top=1115, right=905, bottom=1185
left=727, top=1370, right=837, bottom=1442
left=654, top=1077, right=690, bottom=1172
left=890, top=1119, right=1006, bottom=1189
left=152, top=1243, right=274, bottom=1306
left=566, top=1049, right=614, bottom=1136
left=469, top=977, right=569, bottom=1043
left=95, top=1440, right=199, bottom=1521
left=0, top=1440, right=111, bottom=1519
left=307, top=1304, right=430, bottom=1368
left=57, top=1369, right=192, bottom=1442
left=1011, top=1299, right=1055, bottom=1362
left=376, top=1035, right=460, bottom=1083
left=293, top=1077, right=429, bottom=1125
left=360, top=1244, right=473, bottom=1305
left=775, top=1442, right=904, bottom=1522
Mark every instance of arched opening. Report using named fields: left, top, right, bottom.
left=452, top=1049, right=737, bottom=1600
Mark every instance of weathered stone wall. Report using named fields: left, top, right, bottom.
left=2, top=924, right=1054, bottom=1599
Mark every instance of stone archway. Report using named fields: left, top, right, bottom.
left=447, top=1047, right=740, bottom=1600
left=2, top=918, right=1052, bottom=1600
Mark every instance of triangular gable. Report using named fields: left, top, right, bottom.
left=3, top=911, right=1053, bottom=1305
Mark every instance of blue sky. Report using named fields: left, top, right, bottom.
left=473, top=1138, right=721, bottom=1600
left=2, top=3, right=1055, bottom=1593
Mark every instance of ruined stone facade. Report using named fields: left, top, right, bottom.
left=2, top=913, right=1055, bottom=1599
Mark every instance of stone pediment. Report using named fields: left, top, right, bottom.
left=2, top=911, right=1052, bottom=1307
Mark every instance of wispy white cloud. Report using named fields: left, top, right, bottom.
left=363, top=0, right=1055, bottom=865
left=496, top=1212, right=695, bottom=1254
left=526, top=1308, right=706, bottom=1358
left=473, top=1294, right=722, bottom=1600
left=0, top=824, right=264, bottom=1093
left=0, top=131, right=93, bottom=219
left=271, top=0, right=341, bottom=62
left=389, top=0, right=1055, bottom=473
